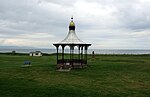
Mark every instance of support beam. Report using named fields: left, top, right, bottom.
left=55, top=45, right=59, bottom=64
left=70, top=45, right=74, bottom=65
left=84, top=46, right=88, bottom=64
left=62, top=45, right=65, bottom=64
left=78, top=46, right=80, bottom=60
left=81, top=46, right=83, bottom=64
left=72, top=46, right=74, bottom=60
left=70, top=46, right=71, bottom=65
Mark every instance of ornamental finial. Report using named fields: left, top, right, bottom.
left=71, top=16, right=73, bottom=21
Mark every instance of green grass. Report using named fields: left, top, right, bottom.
left=0, top=54, right=150, bottom=97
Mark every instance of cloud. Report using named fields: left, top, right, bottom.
left=0, top=0, right=150, bottom=49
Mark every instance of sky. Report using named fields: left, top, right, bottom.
left=0, top=0, right=150, bottom=49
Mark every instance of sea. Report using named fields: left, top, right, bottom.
left=0, top=49, right=150, bottom=54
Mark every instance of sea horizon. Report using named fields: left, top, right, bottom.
left=0, top=48, right=150, bottom=54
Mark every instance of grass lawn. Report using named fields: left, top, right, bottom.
left=0, top=54, right=150, bottom=97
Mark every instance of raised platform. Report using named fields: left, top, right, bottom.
left=56, top=59, right=87, bottom=70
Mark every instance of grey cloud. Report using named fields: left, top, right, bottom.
left=83, top=0, right=150, bottom=31
left=0, top=0, right=150, bottom=49
left=113, top=0, right=150, bottom=31
left=0, top=0, right=69, bottom=36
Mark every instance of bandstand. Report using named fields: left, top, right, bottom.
left=53, top=17, right=91, bottom=70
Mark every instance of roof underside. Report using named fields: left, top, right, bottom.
left=54, top=30, right=91, bottom=45
left=61, top=30, right=85, bottom=44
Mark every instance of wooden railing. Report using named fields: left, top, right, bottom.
left=57, top=59, right=87, bottom=65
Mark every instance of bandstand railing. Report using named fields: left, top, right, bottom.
left=57, top=59, right=87, bottom=65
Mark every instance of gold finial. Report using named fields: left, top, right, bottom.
left=69, top=16, right=75, bottom=30
left=69, top=16, right=75, bottom=27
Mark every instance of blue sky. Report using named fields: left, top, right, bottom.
left=0, top=0, right=150, bottom=49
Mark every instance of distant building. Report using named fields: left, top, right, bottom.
left=29, top=51, right=42, bottom=56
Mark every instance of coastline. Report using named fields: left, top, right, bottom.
left=0, top=49, right=150, bottom=55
